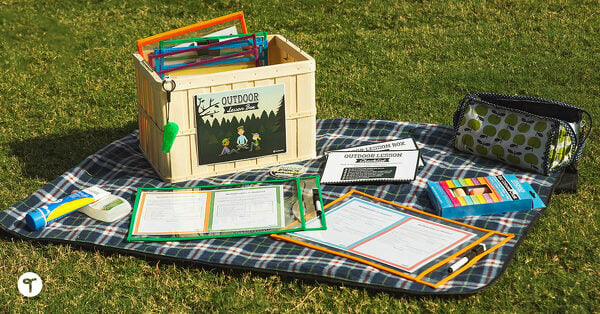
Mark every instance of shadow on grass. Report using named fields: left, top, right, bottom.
left=0, top=228, right=471, bottom=300
left=8, top=122, right=138, bottom=181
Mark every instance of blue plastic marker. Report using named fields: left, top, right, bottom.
left=25, top=186, right=110, bottom=231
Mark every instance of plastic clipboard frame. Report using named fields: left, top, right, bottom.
left=156, top=33, right=269, bottom=69
left=272, top=190, right=515, bottom=289
left=150, top=34, right=264, bottom=77
left=158, top=32, right=268, bottom=49
left=127, top=175, right=326, bottom=242
left=136, top=11, right=247, bottom=62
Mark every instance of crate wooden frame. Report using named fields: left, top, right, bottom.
left=133, top=35, right=316, bottom=183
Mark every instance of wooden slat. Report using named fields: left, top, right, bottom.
left=268, top=35, right=313, bottom=64
left=169, top=133, right=192, bottom=179
left=296, top=72, right=317, bottom=158
left=168, top=90, right=189, bottom=128
left=296, top=116, right=317, bottom=158
left=278, top=119, right=297, bottom=162
left=296, top=72, right=316, bottom=114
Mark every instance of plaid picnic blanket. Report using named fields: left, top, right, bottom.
left=0, top=119, right=559, bottom=295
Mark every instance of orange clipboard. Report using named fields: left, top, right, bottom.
left=136, top=11, right=248, bottom=62
left=272, top=190, right=515, bottom=288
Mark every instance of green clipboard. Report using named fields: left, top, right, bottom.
left=127, top=175, right=326, bottom=242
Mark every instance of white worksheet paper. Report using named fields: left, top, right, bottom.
left=300, top=198, right=410, bottom=248
left=135, top=191, right=209, bottom=234
left=210, top=187, right=285, bottom=231
left=171, top=25, right=239, bottom=48
left=293, top=198, right=476, bottom=273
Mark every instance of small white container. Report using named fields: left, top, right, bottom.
left=80, top=194, right=132, bottom=222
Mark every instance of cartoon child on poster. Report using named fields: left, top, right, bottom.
left=220, top=138, right=232, bottom=156
left=236, top=126, right=249, bottom=150
left=250, top=133, right=261, bottom=151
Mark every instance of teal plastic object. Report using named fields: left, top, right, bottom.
left=162, top=122, right=179, bottom=153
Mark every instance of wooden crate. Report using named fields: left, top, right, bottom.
left=133, top=35, right=316, bottom=182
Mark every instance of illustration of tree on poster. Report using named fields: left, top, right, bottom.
left=194, top=84, right=287, bottom=165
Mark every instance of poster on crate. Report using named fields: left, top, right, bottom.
left=194, top=84, right=287, bottom=165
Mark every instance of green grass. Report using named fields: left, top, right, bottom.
left=1, top=0, right=599, bottom=311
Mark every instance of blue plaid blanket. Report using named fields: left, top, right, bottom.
left=0, top=119, right=558, bottom=295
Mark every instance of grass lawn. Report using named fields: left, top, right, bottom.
left=1, top=0, right=599, bottom=311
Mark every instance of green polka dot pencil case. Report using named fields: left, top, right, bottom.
left=453, top=93, right=591, bottom=176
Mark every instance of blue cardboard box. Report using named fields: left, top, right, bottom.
left=427, top=174, right=546, bottom=219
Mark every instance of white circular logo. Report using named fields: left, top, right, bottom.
left=17, top=272, right=42, bottom=297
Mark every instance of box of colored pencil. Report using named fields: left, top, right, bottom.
left=427, top=174, right=546, bottom=218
